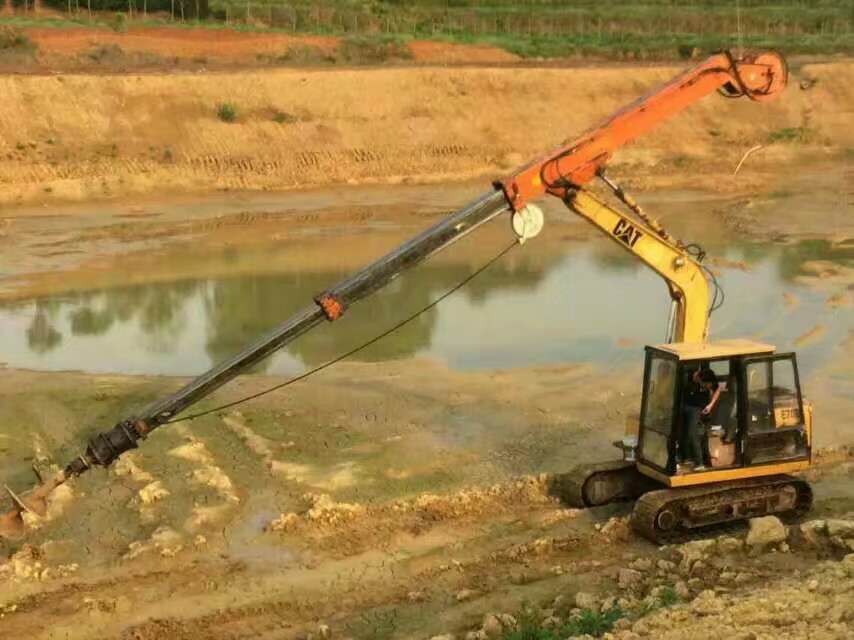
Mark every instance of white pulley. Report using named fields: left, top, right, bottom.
left=511, top=203, right=544, bottom=244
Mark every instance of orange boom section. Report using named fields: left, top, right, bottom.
left=498, top=51, right=787, bottom=211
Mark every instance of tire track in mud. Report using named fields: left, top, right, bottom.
left=0, top=143, right=492, bottom=204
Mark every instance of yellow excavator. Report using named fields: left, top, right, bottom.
left=0, top=50, right=812, bottom=544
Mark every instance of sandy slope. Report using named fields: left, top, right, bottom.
left=0, top=60, right=850, bottom=207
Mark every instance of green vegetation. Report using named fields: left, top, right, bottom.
left=2, top=0, right=851, bottom=60
left=271, top=110, right=297, bottom=124
left=216, top=102, right=238, bottom=122
left=503, top=606, right=625, bottom=640
left=209, top=0, right=852, bottom=59
left=502, top=586, right=684, bottom=639
left=337, top=34, right=412, bottom=63
left=768, top=126, right=815, bottom=144
left=0, top=25, right=37, bottom=56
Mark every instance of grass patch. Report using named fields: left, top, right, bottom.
left=271, top=110, right=298, bottom=124
left=336, top=35, right=413, bottom=64
left=768, top=126, right=814, bottom=144
left=503, top=606, right=625, bottom=640
left=216, top=102, right=238, bottom=123
left=0, top=25, right=37, bottom=57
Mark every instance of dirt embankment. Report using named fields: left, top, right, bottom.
left=20, top=26, right=519, bottom=68
left=0, top=60, right=850, bottom=208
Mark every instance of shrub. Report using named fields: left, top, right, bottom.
left=502, top=606, right=624, bottom=640
left=0, top=26, right=37, bottom=56
left=768, top=126, right=813, bottom=144
left=272, top=110, right=298, bottom=124
left=336, top=35, right=412, bottom=65
left=216, top=103, right=238, bottom=123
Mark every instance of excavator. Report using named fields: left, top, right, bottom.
left=0, top=50, right=812, bottom=544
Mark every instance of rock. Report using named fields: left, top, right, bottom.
left=800, top=519, right=828, bottom=546
left=618, top=568, right=643, bottom=589
left=746, top=516, right=786, bottom=549
left=317, top=624, right=331, bottom=639
left=407, top=590, right=425, bottom=603
left=717, top=536, right=743, bottom=553
left=575, top=592, right=598, bottom=611
left=429, top=635, right=455, bottom=640
left=629, top=558, right=652, bottom=571
left=600, top=516, right=631, bottom=542
left=690, top=589, right=725, bottom=615
left=779, top=541, right=790, bottom=553
left=807, top=579, right=819, bottom=591
left=540, top=615, right=562, bottom=629
left=675, top=580, right=690, bottom=599
left=455, top=589, right=478, bottom=602
left=495, top=614, right=516, bottom=629
left=481, top=614, right=504, bottom=638
left=465, top=632, right=487, bottom=640
left=657, top=559, right=676, bottom=572
left=676, top=539, right=716, bottom=571
left=827, top=519, right=854, bottom=538
left=138, top=481, right=170, bottom=505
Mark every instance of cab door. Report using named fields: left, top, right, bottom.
left=740, top=353, right=810, bottom=466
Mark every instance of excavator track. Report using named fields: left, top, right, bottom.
left=631, top=474, right=812, bottom=544
left=549, top=460, right=660, bottom=508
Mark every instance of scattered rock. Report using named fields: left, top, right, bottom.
left=599, top=516, right=631, bottom=541
left=618, top=568, right=643, bottom=589
left=746, top=516, right=786, bottom=549
left=629, top=557, right=652, bottom=571
left=657, top=559, right=676, bottom=572
left=690, top=589, right=725, bottom=615
left=717, top=536, right=743, bottom=553
left=575, top=591, right=598, bottom=611
left=138, top=481, right=170, bottom=505
left=481, top=614, right=504, bottom=638
left=455, top=589, right=478, bottom=602
left=827, top=519, right=854, bottom=538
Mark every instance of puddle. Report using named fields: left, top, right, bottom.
left=0, top=222, right=850, bottom=378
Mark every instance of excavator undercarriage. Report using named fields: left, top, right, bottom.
left=552, top=464, right=813, bottom=543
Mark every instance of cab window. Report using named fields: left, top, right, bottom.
left=639, top=354, right=676, bottom=469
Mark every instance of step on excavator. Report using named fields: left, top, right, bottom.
left=0, top=51, right=812, bottom=544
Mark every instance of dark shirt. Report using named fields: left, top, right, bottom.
left=685, top=368, right=719, bottom=408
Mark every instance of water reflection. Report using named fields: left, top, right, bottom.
left=1, top=236, right=851, bottom=377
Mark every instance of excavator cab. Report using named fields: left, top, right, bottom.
left=635, top=339, right=812, bottom=487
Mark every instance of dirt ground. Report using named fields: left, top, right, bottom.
left=0, top=50, right=852, bottom=639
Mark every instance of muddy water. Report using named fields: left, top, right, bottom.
left=0, top=217, right=851, bottom=378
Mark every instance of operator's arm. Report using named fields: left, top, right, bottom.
left=703, top=378, right=722, bottom=416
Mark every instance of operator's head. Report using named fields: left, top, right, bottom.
left=691, top=362, right=709, bottom=383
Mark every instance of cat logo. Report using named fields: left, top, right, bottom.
left=612, top=219, right=643, bottom=248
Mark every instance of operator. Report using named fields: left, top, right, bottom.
left=682, top=363, right=722, bottom=470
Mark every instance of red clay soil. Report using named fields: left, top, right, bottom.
left=23, top=24, right=518, bottom=66
left=25, top=26, right=339, bottom=60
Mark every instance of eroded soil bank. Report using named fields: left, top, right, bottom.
left=0, top=59, right=851, bottom=208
